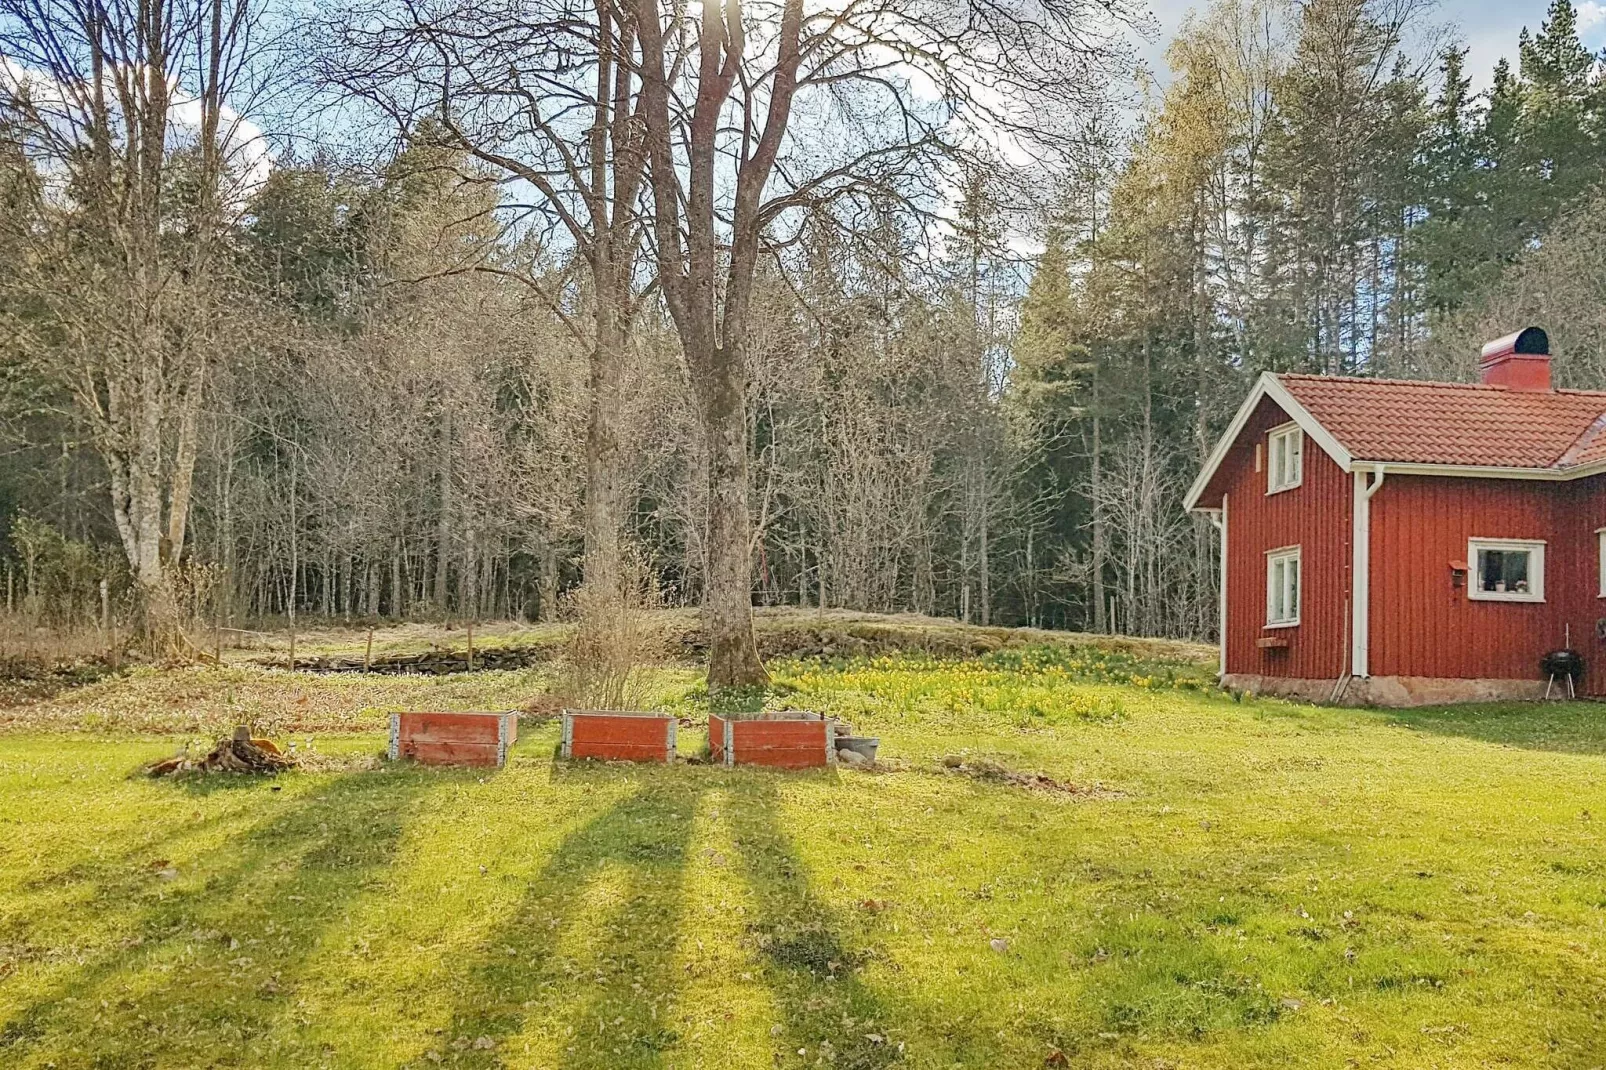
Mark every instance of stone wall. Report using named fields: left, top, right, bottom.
left=1222, top=673, right=1553, bottom=707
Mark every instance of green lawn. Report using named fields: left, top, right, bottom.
left=3, top=648, right=1605, bottom=1068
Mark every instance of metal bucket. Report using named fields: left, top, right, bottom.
left=836, top=736, right=879, bottom=762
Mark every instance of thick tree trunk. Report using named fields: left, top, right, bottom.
left=584, top=281, right=627, bottom=587
left=105, top=345, right=192, bottom=654
left=699, top=346, right=767, bottom=689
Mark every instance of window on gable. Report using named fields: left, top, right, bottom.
left=1265, top=546, right=1301, bottom=627
left=1468, top=538, right=1544, bottom=602
left=1267, top=424, right=1302, bottom=494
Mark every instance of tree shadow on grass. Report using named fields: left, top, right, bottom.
left=0, top=765, right=449, bottom=1067
left=1351, top=700, right=1606, bottom=756
left=14, top=781, right=269, bottom=898
left=722, top=774, right=1002, bottom=1070
left=430, top=766, right=705, bottom=1069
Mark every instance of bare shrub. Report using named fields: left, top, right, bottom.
left=0, top=612, right=114, bottom=665
left=169, top=563, right=224, bottom=648
left=553, top=549, right=666, bottom=712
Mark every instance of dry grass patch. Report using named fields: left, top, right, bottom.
left=0, top=665, right=548, bottom=735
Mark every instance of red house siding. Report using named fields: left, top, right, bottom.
left=1196, top=368, right=1606, bottom=702
left=1221, top=398, right=1351, bottom=680
left=1368, top=476, right=1561, bottom=680
left=1557, top=474, right=1606, bottom=695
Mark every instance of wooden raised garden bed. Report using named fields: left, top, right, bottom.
left=561, top=710, right=678, bottom=763
left=389, top=711, right=518, bottom=767
left=710, top=714, right=836, bottom=769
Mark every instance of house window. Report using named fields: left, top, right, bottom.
left=1598, top=529, right=1606, bottom=598
left=1468, top=538, right=1544, bottom=602
left=1265, top=546, right=1301, bottom=627
left=1267, top=424, right=1302, bottom=494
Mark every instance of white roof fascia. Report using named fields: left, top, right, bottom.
left=1184, top=372, right=1354, bottom=512
left=1362, top=458, right=1606, bottom=481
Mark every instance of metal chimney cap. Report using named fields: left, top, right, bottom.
left=1481, top=327, right=1549, bottom=362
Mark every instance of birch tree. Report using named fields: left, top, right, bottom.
left=0, top=0, right=273, bottom=649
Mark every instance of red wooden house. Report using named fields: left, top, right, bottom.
left=1186, top=327, right=1606, bottom=705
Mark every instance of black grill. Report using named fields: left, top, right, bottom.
left=1542, top=649, right=1584, bottom=680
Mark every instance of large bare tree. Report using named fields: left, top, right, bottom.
left=0, top=0, right=272, bottom=649
left=324, top=0, right=657, bottom=587
left=632, top=0, right=1135, bottom=686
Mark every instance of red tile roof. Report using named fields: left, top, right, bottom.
left=1278, top=374, right=1606, bottom=470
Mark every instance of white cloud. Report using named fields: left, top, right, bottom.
left=1, top=58, right=273, bottom=204
left=1578, top=2, right=1606, bottom=34
left=168, top=92, right=275, bottom=198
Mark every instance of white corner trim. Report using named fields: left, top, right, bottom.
left=1351, top=468, right=1376, bottom=678
left=1205, top=499, right=1227, bottom=678
left=1184, top=372, right=1353, bottom=512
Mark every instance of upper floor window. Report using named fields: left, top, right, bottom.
left=1266, top=545, right=1301, bottom=627
left=1267, top=423, right=1303, bottom=494
left=1469, top=538, right=1544, bottom=602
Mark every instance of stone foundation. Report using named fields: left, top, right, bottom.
left=1222, top=673, right=1554, bottom=707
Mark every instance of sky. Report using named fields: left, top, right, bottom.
left=1137, top=0, right=1606, bottom=90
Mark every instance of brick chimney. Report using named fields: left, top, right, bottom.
left=1480, top=327, right=1551, bottom=391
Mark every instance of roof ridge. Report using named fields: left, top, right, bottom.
left=1275, top=371, right=1606, bottom=399
left=1276, top=372, right=1490, bottom=389
left=1558, top=412, right=1606, bottom=468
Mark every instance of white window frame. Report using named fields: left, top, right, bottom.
left=1467, top=537, right=1545, bottom=603
left=1267, top=423, right=1303, bottom=495
left=1597, top=529, right=1606, bottom=598
left=1265, top=545, right=1301, bottom=628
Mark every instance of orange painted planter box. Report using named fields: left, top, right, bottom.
left=710, top=714, right=836, bottom=769
left=389, top=711, right=518, bottom=767
left=561, top=710, right=677, bottom=763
